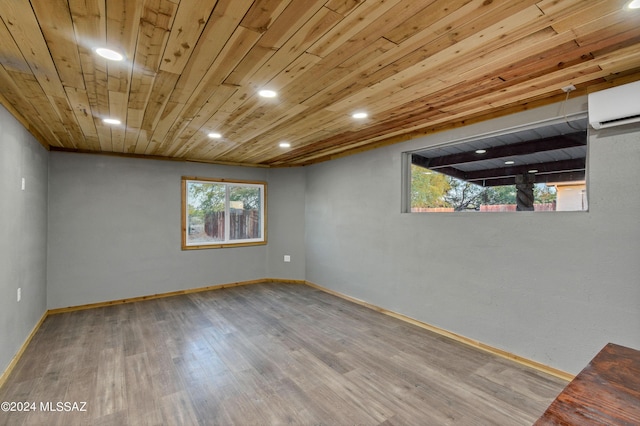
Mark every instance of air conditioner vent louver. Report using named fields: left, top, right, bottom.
left=598, top=114, right=640, bottom=128
left=588, top=80, right=640, bottom=129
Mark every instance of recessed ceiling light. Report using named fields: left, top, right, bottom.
left=528, top=169, right=539, bottom=173
left=208, top=132, right=222, bottom=139
left=504, top=160, right=515, bottom=165
left=627, top=0, right=640, bottom=9
left=279, top=142, right=291, bottom=148
left=259, top=89, right=277, bottom=98
left=475, top=149, right=487, bottom=154
left=352, top=112, right=368, bottom=119
left=95, top=48, right=124, bottom=61
left=103, top=118, right=121, bottom=125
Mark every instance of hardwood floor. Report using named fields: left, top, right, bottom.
left=0, top=283, right=566, bottom=425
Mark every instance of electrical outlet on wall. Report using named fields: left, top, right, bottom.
left=17, top=287, right=21, bottom=302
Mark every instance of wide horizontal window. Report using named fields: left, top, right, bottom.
left=182, top=177, right=266, bottom=249
left=406, top=117, right=588, bottom=212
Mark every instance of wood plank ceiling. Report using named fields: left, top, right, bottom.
left=0, top=0, right=639, bottom=167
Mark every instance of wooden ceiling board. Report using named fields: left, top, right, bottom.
left=0, top=0, right=66, bottom=98
left=158, top=0, right=218, bottom=75
left=0, top=18, right=29, bottom=74
left=167, top=27, right=262, bottom=128
left=68, top=0, right=110, bottom=153
left=324, top=6, right=547, bottom=114
left=64, top=86, right=100, bottom=151
left=546, top=0, right=624, bottom=34
left=324, top=0, right=364, bottom=16
left=0, top=69, right=54, bottom=147
left=0, top=0, right=639, bottom=166
left=240, top=0, right=294, bottom=34
left=254, top=0, right=329, bottom=51
left=31, top=0, right=85, bottom=91
left=305, top=0, right=403, bottom=59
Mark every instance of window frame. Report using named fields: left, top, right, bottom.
left=181, top=176, right=267, bottom=250
left=402, top=114, right=589, bottom=213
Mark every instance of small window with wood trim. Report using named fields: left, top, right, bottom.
left=182, top=177, right=266, bottom=249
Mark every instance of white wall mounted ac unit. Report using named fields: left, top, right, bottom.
left=588, top=80, right=640, bottom=129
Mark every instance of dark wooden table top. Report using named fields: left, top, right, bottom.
left=534, top=343, right=640, bottom=425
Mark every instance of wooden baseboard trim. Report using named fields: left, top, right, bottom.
left=47, top=278, right=307, bottom=315
left=264, top=278, right=307, bottom=285
left=0, top=311, right=48, bottom=390
left=304, top=281, right=574, bottom=382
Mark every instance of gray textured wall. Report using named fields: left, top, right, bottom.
left=266, top=167, right=306, bottom=279
left=0, top=106, right=48, bottom=375
left=47, top=153, right=306, bottom=309
left=304, top=98, right=640, bottom=375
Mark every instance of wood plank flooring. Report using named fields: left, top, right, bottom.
left=0, top=283, right=567, bottom=425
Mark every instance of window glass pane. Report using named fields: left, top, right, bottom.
left=407, top=117, right=588, bottom=213
left=187, top=182, right=226, bottom=243
left=229, top=185, right=261, bottom=240
left=182, top=177, right=266, bottom=249
left=411, top=164, right=452, bottom=212
left=411, top=165, right=561, bottom=212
